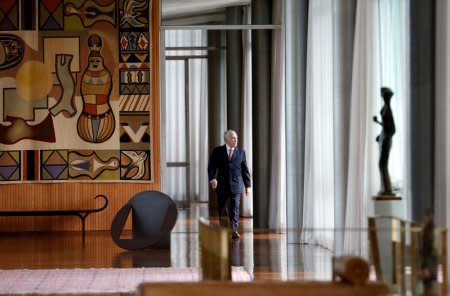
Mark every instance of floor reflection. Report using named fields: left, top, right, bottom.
left=0, top=203, right=337, bottom=282
left=0, top=202, right=448, bottom=294
left=0, top=204, right=329, bottom=280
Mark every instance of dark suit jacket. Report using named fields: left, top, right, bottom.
left=208, top=145, right=251, bottom=195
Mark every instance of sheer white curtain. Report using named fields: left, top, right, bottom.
left=269, top=0, right=286, bottom=230
left=302, top=0, right=408, bottom=252
left=164, top=54, right=187, bottom=201
left=377, top=0, right=409, bottom=219
left=342, top=0, right=378, bottom=254
left=163, top=30, right=209, bottom=202
left=303, top=0, right=335, bottom=249
left=435, top=0, right=450, bottom=229
left=189, top=57, right=209, bottom=202
left=343, top=0, right=408, bottom=254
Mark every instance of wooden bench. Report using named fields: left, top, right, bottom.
left=0, top=194, right=108, bottom=241
left=137, top=281, right=389, bottom=296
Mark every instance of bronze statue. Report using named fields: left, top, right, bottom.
left=373, top=87, right=395, bottom=195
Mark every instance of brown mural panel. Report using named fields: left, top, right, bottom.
left=0, top=0, right=161, bottom=231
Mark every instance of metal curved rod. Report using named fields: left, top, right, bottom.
left=89, top=194, right=109, bottom=213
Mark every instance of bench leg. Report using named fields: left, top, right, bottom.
left=78, top=214, right=88, bottom=243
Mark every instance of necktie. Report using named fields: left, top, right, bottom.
left=229, top=148, right=234, bottom=160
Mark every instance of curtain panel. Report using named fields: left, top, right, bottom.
left=435, top=0, right=450, bottom=228
left=286, top=0, right=409, bottom=253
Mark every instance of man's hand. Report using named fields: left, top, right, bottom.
left=210, top=179, right=218, bottom=189
left=245, top=187, right=251, bottom=194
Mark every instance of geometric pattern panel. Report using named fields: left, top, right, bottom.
left=0, top=151, right=20, bottom=181
left=68, top=150, right=120, bottom=180
left=119, top=32, right=149, bottom=59
left=41, top=150, right=68, bottom=180
left=0, top=0, right=18, bottom=31
left=119, top=95, right=150, bottom=112
left=118, top=0, right=151, bottom=97
left=120, top=150, right=150, bottom=180
left=64, top=0, right=115, bottom=29
left=0, top=34, right=25, bottom=70
left=0, top=0, right=154, bottom=184
left=118, top=0, right=149, bottom=30
left=120, top=112, right=150, bottom=150
left=120, top=81, right=150, bottom=95
left=119, top=68, right=150, bottom=84
left=39, top=0, right=64, bottom=30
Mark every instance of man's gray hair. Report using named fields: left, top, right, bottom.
left=224, top=129, right=237, bottom=141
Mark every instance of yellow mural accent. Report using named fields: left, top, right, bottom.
left=16, top=61, right=52, bottom=101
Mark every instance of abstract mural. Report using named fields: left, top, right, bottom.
left=0, top=0, right=153, bottom=183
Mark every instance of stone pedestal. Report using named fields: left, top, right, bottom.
left=372, top=195, right=406, bottom=289
left=373, top=194, right=404, bottom=217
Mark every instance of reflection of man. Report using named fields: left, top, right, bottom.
left=208, top=130, right=251, bottom=239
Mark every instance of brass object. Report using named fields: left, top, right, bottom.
left=198, top=217, right=231, bottom=280
left=410, top=223, right=418, bottom=295
left=400, top=220, right=406, bottom=293
left=392, top=240, right=397, bottom=285
left=368, top=215, right=450, bottom=295
left=368, top=217, right=383, bottom=282
left=332, top=256, right=370, bottom=285
left=441, top=229, right=448, bottom=294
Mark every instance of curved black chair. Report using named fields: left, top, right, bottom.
left=111, top=191, right=178, bottom=250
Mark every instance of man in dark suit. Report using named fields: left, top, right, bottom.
left=208, top=130, right=251, bottom=239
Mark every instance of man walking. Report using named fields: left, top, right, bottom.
left=208, top=130, right=251, bottom=239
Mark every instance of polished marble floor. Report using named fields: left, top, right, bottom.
left=1, top=203, right=448, bottom=296
left=0, top=203, right=337, bottom=282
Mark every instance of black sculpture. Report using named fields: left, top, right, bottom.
left=373, top=87, right=396, bottom=196
left=111, top=191, right=178, bottom=250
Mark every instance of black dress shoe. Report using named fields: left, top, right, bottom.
left=232, top=230, right=240, bottom=239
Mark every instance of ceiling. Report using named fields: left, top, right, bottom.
left=161, top=0, right=250, bottom=23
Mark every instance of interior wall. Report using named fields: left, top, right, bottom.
left=0, top=1, right=161, bottom=232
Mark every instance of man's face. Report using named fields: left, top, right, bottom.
left=226, top=132, right=238, bottom=148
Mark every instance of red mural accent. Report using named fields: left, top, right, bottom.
left=40, top=0, right=62, bottom=13
left=0, top=115, right=56, bottom=145
left=0, top=0, right=16, bottom=12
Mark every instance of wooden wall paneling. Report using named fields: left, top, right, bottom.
left=0, top=182, right=160, bottom=231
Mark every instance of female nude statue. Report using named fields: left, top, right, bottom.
left=373, top=87, right=395, bottom=195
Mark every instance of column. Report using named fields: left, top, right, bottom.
left=208, top=30, right=226, bottom=217
left=410, top=0, right=436, bottom=222
left=252, top=0, right=272, bottom=228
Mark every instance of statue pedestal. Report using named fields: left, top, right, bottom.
left=372, top=194, right=404, bottom=217
left=371, top=194, right=406, bottom=288
left=372, top=194, right=401, bottom=201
